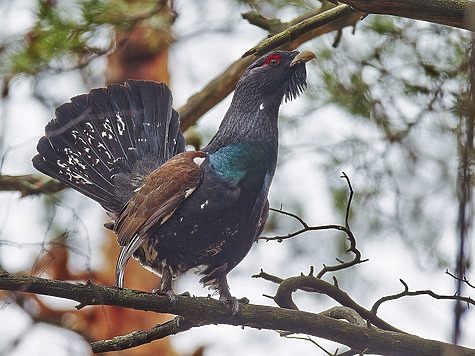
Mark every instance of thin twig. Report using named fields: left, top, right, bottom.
left=371, top=279, right=475, bottom=315
left=340, top=172, right=353, bottom=229
left=269, top=207, right=309, bottom=229
left=283, top=335, right=335, bottom=356
left=262, top=174, right=366, bottom=278
left=446, top=269, right=475, bottom=289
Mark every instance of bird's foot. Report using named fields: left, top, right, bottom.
left=219, top=294, right=243, bottom=317
left=152, top=288, right=180, bottom=308
left=213, top=273, right=245, bottom=317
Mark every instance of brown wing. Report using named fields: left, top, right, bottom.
left=114, top=150, right=206, bottom=287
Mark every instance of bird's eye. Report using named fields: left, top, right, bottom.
left=264, top=54, right=281, bottom=66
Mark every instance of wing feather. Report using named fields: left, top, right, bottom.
left=114, top=151, right=206, bottom=287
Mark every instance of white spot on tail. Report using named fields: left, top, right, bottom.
left=116, top=113, right=126, bottom=135
left=259, top=103, right=265, bottom=110
left=193, top=157, right=205, bottom=166
left=200, top=200, right=209, bottom=209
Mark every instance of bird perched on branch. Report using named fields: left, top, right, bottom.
left=33, top=49, right=315, bottom=313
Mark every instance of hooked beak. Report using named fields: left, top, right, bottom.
left=290, top=50, right=317, bottom=67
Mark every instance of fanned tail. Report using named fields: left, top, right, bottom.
left=33, top=80, right=185, bottom=213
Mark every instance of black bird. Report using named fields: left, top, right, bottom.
left=33, top=49, right=315, bottom=312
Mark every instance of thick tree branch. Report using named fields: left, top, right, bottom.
left=337, top=0, right=475, bottom=30
left=242, top=5, right=357, bottom=57
left=254, top=270, right=402, bottom=333
left=1, top=271, right=474, bottom=356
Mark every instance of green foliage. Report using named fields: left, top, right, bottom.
left=0, top=0, right=164, bottom=79
left=309, top=15, right=470, bottom=264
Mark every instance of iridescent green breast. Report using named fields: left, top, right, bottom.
left=208, top=143, right=275, bottom=189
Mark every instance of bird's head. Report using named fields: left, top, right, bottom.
left=205, top=50, right=316, bottom=151
left=236, top=50, right=316, bottom=103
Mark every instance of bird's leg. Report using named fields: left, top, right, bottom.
left=216, top=275, right=240, bottom=316
left=152, top=266, right=178, bottom=307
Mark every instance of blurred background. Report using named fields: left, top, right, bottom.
left=0, top=0, right=473, bottom=355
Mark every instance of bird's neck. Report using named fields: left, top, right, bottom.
left=204, top=87, right=281, bottom=153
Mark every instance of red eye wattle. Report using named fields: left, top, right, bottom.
left=264, top=54, right=281, bottom=66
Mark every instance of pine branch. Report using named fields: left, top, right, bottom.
left=1, top=271, right=474, bottom=356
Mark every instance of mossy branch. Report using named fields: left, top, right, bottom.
left=337, top=0, right=475, bottom=30
left=1, top=271, right=474, bottom=355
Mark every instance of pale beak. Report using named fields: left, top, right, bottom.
left=290, top=50, right=317, bottom=66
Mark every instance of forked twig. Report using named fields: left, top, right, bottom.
left=371, top=279, right=475, bottom=315
left=261, top=173, right=366, bottom=278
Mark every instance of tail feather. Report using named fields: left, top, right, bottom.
left=33, top=80, right=186, bottom=213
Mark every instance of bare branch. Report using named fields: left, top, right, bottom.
left=252, top=269, right=284, bottom=284
left=283, top=335, right=336, bottom=356
left=259, top=273, right=402, bottom=332
left=446, top=269, right=475, bottom=290
left=90, top=316, right=193, bottom=353
left=261, top=174, right=366, bottom=278
left=1, top=271, right=474, bottom=356
left=241, top=12, right=286, bottom=34
left=268, top=207, right=309, bottom=229
left=371, top=279, right=475, bottom=315
left=340, top=172, right=353, bottom=229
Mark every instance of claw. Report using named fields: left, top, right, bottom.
left=152, top=288, right=178, bottom=308
left=220, top=295, right=240, bottom=316
left=151, top=266, right=179, bottom=307
left=166, top=290, right=178, bottom=307
left=214, top=274, right=242, bottom=316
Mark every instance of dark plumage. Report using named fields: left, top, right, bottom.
left=33, top=50, right=315, bottom=312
